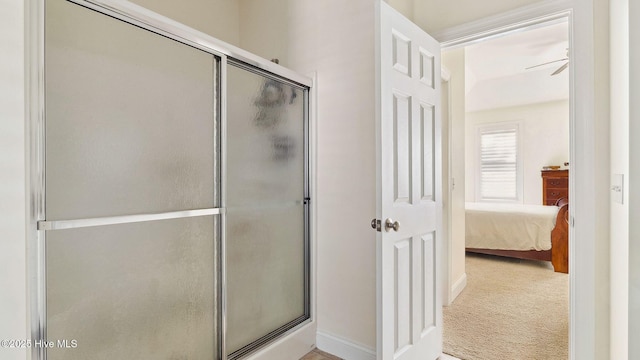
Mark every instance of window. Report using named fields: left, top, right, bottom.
left=476, top=123, right=521, bottom=202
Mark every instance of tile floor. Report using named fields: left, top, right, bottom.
left=300, top=349, right=342, bottom=360
left=300, top=349, right=460, bottom=360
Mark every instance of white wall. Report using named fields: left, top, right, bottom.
left=592, top=0, right=612, bottom=358
left=130, top=0, right=240, bottom=45
left=442, top=49, right=467, bottom=302
left=465, top=100, right=570, bottom=205
left=0, top=1, right=28, bottom=360
left=440, top=77, right=451, bottom=304
left=609, top=0, right=629, bottom=358
left=628, top=0, right=640, bottom=358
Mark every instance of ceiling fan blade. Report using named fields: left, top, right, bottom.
left=551, top=62, right=569, bottom=76
left=525, top=58, right=569, bottom=70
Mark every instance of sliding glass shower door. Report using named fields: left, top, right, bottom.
left=41, top=1, right=309, bottom=359
left=44, top=0, right=220, bottom=359
left=225, top=64, right=309, bottom=358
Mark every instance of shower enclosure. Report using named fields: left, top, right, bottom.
left=34, top=0, right=310, bottom=359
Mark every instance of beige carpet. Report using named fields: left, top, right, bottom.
left=443, top=253, right=568, bottom=360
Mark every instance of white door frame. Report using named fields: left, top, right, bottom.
left=439, top=68, right=453, bottom=306
left=437, top=0, right=600, bottom=359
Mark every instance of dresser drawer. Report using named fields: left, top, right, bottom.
left=545, top=178, right=568, bottom=188
left=545, top=188, right=568, bottom=200
left=541, top=169, right=569, bottom=205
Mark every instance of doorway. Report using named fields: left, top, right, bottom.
left=441, top=15, right=572, bottom=359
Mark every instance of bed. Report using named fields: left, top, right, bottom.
left=465, top=198, right=569, bottom=273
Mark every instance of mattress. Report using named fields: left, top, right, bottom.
left=465, top=202, right=559, bottom=251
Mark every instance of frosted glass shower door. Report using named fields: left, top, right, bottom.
left=43, top=0, right=219, bottom=359
left=42, top=1, right=311, bottom=359
left=45, top=0, right=218, bottom=220
left=46, top=218, right=217, bottom=360
left=225, top=64, right=310, bottom=358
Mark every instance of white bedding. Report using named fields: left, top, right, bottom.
left=465, top=202, right=559, bottom=251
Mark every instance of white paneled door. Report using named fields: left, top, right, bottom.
left=376, top=2, right=442, bottom=360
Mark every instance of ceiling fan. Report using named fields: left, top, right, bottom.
left=525, top=49, right=569, bottom=75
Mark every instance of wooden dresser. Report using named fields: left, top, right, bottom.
left=541, top=169, right=569, bottom=205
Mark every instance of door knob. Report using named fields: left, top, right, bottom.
left=385, top=218, right=400, bottom=232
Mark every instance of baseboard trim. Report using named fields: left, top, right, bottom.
left=245, top=321, right=316, bottom=360
left=450, top=273, right=467, bottom=302
left=316, top=331, right=376, bottom=360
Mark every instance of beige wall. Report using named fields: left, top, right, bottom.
left=255, top=0, right=379, bottom=351
left=387, top=0, right=544, bottom=34
left=246, top=1, right=379, bottom=350
left=238, top=0, right=290, bottom=66
left=465, top=100, right=570, bottom=205
left=413, top=0, right=544, bottom=34
left=0, top=1, right=28, bottom=360
left=442, top=49, right=467, bottom=301
left=385, top=0, right=414, bottom=21
left=609, top=0, right=629, bottom=358
left=127, top=0, right=294, bottom=66
left=129, top=0, right=241, bottom=45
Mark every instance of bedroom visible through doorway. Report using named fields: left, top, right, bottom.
left=441, top=16, right=571, bottom=359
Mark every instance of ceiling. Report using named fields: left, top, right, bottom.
left=464, top=20, right=570, bottom=112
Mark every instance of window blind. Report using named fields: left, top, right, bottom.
left=479, top=126, right=518, bottom=201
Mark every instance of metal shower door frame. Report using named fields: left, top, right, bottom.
left=28, top=1, right=312, bottom=359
